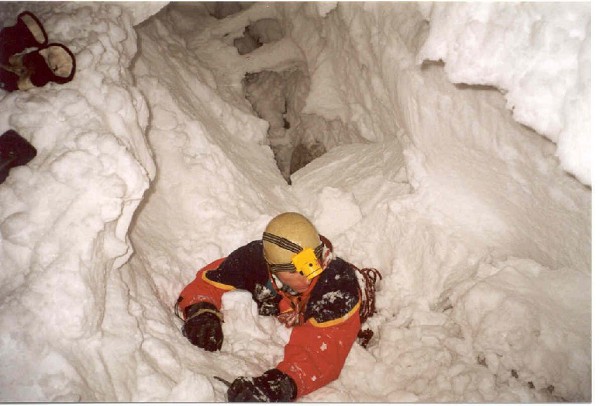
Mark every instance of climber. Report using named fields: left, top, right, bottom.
left=0, top=11, right=76, bottom=92
left=175, top=212, right=377, bottom=402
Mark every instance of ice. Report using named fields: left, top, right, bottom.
left=0, top=1, right=590, bottom=402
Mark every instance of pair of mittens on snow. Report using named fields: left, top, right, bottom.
left=0, top=11, right=76, bottom=92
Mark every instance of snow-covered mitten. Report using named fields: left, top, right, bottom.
left=0, top=130, right=37, bottom=184
left=253, top=283, right=281, bottom=316
left=182, top=302, right=224, bottom=352
left=227, top=369, right=297, bottom=402
left=0, top=11, right=48, bottom=64
left=6, top=43, right=76, bottom=91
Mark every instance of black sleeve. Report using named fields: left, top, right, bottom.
left=304, top=258, right=360, bottom=324
left=204, top=240, right=270, bottom=293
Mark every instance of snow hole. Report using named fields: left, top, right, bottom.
left=234, top=17, right=364, bottom=183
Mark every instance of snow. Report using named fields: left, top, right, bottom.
left=417, top=2, right=591, bottom=185
left=0, top=1, right=591, bottom=403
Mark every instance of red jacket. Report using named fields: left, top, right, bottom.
left=177, top=240, right=361, bottom=398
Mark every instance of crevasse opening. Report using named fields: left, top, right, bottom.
left=0, top=2, right=590, bottom=403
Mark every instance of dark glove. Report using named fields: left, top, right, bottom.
left=0, top=130, right=37, bottom=184
left=182, top=302, right=223, bottom=352
left=227, top=369, right=297, bottom=402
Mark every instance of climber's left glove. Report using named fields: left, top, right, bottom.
left=227, top=369, right=297, bottom=402
left=182, top=302, right=224, bottom=352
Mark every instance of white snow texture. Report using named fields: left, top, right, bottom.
left=0, top=1, right=591, bottom=402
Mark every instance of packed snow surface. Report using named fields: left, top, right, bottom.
left=0, top=1, right=591, bottom=402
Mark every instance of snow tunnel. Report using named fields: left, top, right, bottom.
left=0, top=2, right=591, bottom=402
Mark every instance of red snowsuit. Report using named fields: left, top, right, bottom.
left=177, top=240, right=361, bottom=399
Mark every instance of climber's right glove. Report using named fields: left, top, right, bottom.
left=182, top=302, right=224, bottom=352
left=227, top=369, right=297, bottom=402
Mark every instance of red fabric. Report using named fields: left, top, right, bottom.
left=177, top=258, right=227, bottom=317
left=273, top=273, right=319, bottom=327
left=178, top=257, right=361, bottom=399
left=276, top=310, right=361, bottom=398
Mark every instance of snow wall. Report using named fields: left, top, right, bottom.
left=0, top=1, right=591, bottom=402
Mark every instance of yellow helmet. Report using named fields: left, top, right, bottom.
left=263, top=212, right=324, bottom=279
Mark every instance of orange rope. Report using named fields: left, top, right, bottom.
left=352, top=266, right=382, bottom=323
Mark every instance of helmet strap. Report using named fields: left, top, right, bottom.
left=263, top=232, right=303, bottom=254
left=263, top=232, right=324, bottom=270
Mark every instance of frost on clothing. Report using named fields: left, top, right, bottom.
left=177, top=240, right=361, bottom=399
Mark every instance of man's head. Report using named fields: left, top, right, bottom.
left=263, top=212, right=324, bottom=291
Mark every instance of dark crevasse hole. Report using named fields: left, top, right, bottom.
left=204, top=2, right=254, bottom=19
left=234, top=18, right=284, bottom=55
left=157, top=4, right=364, bottom=184
left=241, top=47, right=364, bottom=184
left=242, top=69, right=327, bottom=184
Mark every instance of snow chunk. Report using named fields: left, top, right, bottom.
left=312, top=187, right=362, bottom=238
left=452, top=258, right=590, bottom=401
left=417, top=3, right=590, bottom=185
